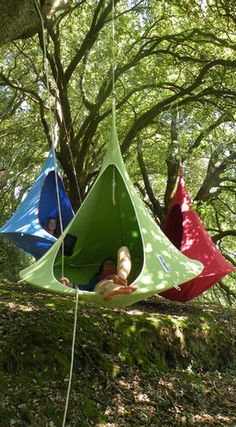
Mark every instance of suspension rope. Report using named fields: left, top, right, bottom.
left=62, top=290, right=79, bottom=427
left=34, top=0, right=65, bottom=276
left=112, top=0, right=116, bottom=104
left=110, top=1, right=125, bottom=247
left=34, top=4, right=80, bottom=426
left=35, top=0, right=82, bottom=220
left=111, top=0, right=117, bottom=208
left=112, top=165, right=116, bottom=205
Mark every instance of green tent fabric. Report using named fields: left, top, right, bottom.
left=20, top=105, right=203, bottom=307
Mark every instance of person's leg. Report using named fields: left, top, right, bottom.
left=103, top=285, right=137, bottom=301
left=94, top=279, right=114, bottom=295
left=95, top=278, right=137, bottom=301
left=95, top=247, right=136, bottom=301
left=117, top=246, right=131, bottom=281
left=95, top=279, right=122, bottom=297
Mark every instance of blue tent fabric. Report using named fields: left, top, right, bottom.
left=0, top=149, right=74, bottom=259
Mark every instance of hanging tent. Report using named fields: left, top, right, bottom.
left=160, top=169, right=234, bottom=302
left=0, top=149, right=74, bottom=259
left=20, top=106, right=203, bottom=308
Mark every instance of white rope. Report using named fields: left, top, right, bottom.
left=112, top=0, right=115, bottom=102
left=34, top=4, right=79, bottom=425
left=62, top=290, right=79, bottom=427
left=36, top=0, right=81, bottom=210
left=112, top=165, right=116, bottom=205
left=34, top=0, right=65, bottom=276
left=111, top=0, right=117, bottom=207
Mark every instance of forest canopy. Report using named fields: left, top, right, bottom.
left=0, top=0, right=235, bottom=302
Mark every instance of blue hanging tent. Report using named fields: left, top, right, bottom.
left=0, top=149, right=74, bottom=259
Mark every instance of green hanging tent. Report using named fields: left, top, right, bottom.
left=20, top=106, right=203, bottom=308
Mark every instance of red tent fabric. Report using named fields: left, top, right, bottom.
left=160, top=170, right=234, bottom=302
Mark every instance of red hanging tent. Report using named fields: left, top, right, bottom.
left=160, top=169, right=234, bottom=302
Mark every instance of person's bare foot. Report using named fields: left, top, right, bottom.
left=60, top=277, right=71, bottom=286
left=103, top=285, right=137, bottom=301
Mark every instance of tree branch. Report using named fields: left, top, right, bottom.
left=212, top=230, right=236, bottom=243
left=64, top=0, right=120, bottom=83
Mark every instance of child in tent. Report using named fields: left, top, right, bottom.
left=45, top=216, right=59, bottom=237
left=60, top=246, right=137, bottom=301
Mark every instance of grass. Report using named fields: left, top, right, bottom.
left=0, top=280, right=235, bottom=426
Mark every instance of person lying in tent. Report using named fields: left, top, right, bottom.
left=60, top=246, right=137, bottom=301
left=45, top=216, right=59, bottom=238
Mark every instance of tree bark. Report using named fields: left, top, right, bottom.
left=0, top=0, right=69, bottom=47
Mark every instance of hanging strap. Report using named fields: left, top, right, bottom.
left=34, top=0, right=65, bottom=275
left=112, top=0, right=115, bottom=104
left=112, top=166, right=116, bottom=205
left=111, top=0, right=117, bottom=207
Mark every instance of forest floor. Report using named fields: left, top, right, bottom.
left=0, top=280, right=235, bottom=427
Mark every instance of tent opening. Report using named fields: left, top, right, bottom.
left=163, top=204, right=183, bottom=250
left=38, top=170, right=72, bottom=235
left=53, top=165, right=144, bottom=289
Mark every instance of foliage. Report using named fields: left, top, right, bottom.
left=0, top=238, right=32, bottom=281
left=0, top=1, right=70, bottom=47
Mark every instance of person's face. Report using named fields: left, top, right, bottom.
left=102, top=259, right=116, bottom=271
left=48, top=219, right=57, bottom=231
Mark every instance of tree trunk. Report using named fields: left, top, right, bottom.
left=0, top=0, right=69, bottom=47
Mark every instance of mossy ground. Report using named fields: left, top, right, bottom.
left=0, top=280, right=235, bottom=426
